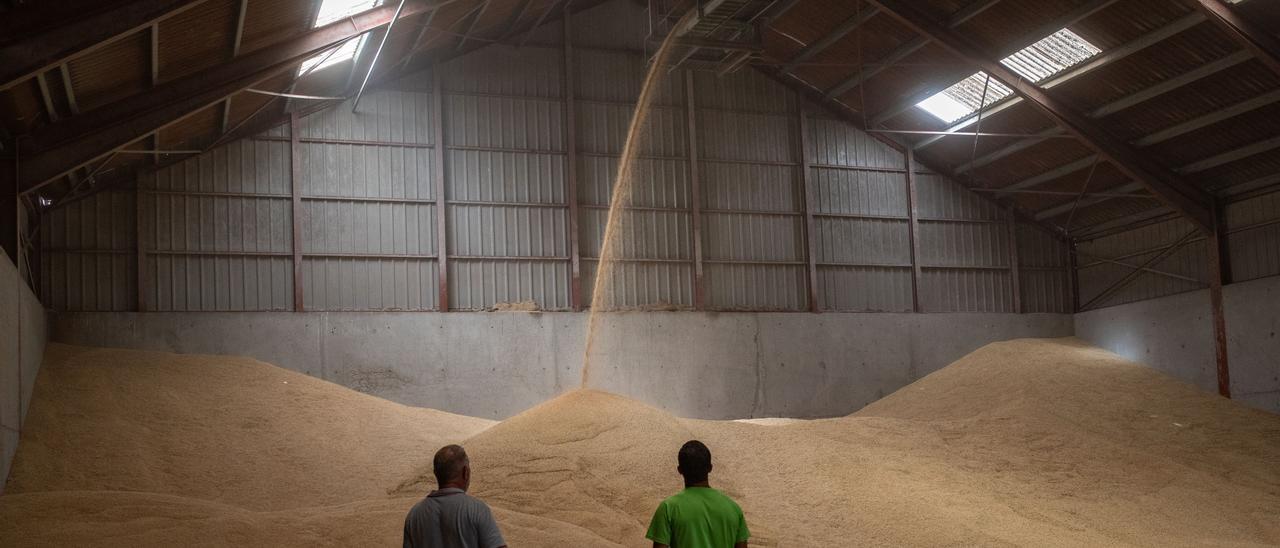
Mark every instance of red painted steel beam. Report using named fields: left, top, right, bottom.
left=289, top=112, right=306, bottom=312
left=1194, top=0, right=1280, bottom=77
left=0, top=0, right=207, bottom=91
left=563, top=13, right=583, bottom=312
left=1208, top=202, right=1232, bottom=397
left=866, top=0, right=1216, bottom=233
left=685, top=70, right=706, bottom=310
left=18, top=1, right=440, bottom=196
left=797, top=104, right=820, bottom=312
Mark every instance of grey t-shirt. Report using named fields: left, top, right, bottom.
left=403, top=488, right=506, bottom=548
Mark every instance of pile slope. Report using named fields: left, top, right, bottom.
left=2, top=338, right=1278, bottom=546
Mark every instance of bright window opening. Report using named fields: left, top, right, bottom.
left=298, top=0, right=383, bottom=74
left=916, top=28, right=1101, bottom=123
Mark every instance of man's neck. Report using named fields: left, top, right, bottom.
left=438, top=482, right=467, bottom=492
left=684, top=480, right=710, bottom=489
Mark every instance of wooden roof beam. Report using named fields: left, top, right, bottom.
left=18, top=0, right=442, bottom=195
left=0, top=0, right=207, bottom=91
left=867, top=0, right=1215, bottom=231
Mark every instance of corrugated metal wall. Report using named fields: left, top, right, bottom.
left=1074, top=190, right=1280, bottom=310
left=38, top=0, right=1071, bottom=314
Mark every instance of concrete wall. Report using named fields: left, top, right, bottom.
left=1076, top=275, right=1280, bottom=414
left=51, top=310, right=1071, bottom=420
left=1, top=252, right=47, bottom=493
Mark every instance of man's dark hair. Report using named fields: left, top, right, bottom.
left=433, top=444, right=469, bottom=486
left=677, top=440, right=712, bottom=484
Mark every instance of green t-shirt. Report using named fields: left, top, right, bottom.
left=645, top=487, right=750, bottom=547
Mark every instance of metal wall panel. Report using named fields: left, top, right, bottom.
left=807, top=116, right=905, bottom=170
left=700, top=162, right=798, bottom=212
left=303, top=201, right=435, bottom=255
left=151, top=255, right=293, bottom=311
left=153, top=139, right=291, bottom=194
left=450, top=260, right=570, bottom=310
left=576, top=102, right=686, bottom=157
left=449, top=150, right=565, bottom=204
left=1227, top=191, right=1280, bottom=282
left=579, top=209, right=692, bottom=261
left=698, top=110, right=794, bottom=164
left=39, top=190, right=136, bottom=311
left=442, top=44, right=562, bottom=98
left=299, top=91, right=433, bottom=144
left=305, top=258, right=436, bottom=311
left=574, top=50, right=684, bottom=106
left=694, top=67, right=796, bottom=114
left=921, top=269, right=1014, bottom=313
left=141, top=137, right=294, bottom=311
left=1021, top=269, right=1072, bottom=314
left=810, top=168, right=906, bottom=217
left=1017, top=223, right=1070, bottom=313
left=446, top=94, right=564, bottom=152
left=818, top=267, right=914, bottom=312
left=299, top=143, right=434, bottom=199
left=583, top=260, right=693, bottom=309
left=1077, top=217, right=1208, bottom=309
left=705, top=263, right=807, bottom=311
left=579, top=156, right=690, bottom=208
left=815, top=218, right=911, bottom=266
left=918, top=222, right=1011, bottom=268
left=915, top=172, right=1004, bottom=221
left=449, top=205, right=567, bottom=257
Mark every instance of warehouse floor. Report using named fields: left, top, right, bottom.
left=1, top=339, right=1278, bottom=546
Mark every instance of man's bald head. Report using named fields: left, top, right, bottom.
left=433, top=444, right=470, bottom=489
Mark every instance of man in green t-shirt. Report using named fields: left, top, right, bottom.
left=646, top=440, right=749, bottom=548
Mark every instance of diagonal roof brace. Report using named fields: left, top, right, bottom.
left=866, top=0, right=1216, bottom=232
left=18, top=0, right=445, bottom=195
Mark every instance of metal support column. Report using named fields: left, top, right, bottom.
left=563, top=12, right=582, bottom=311
left=685, top=70, right=705, bottom=309
left=135, top=184, right=147, bottom=312
left=797, top=102, right=819, bottom=312
left=905, top=148, right=923, bottom=312
left=1007, top=211, right=1021, bottom=313
left=289, top=112, right=305, bottom=312
left=433, top=70, right=451, bottom=311
left=1209, top=203, right=1232, bottom=397
left=1067, top=240, right=1080, bottom=313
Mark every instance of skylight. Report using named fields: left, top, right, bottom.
left=298, top=0, right=383, bottom=74
left=916, top=28, right=1101, bottom=123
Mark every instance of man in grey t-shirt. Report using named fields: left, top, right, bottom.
left=403, top=445, right=507, bottom=548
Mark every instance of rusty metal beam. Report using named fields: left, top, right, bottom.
left=1208, top=202, right=1231, bottom=397
left=823, top=0, right=1004, bottom=101
left=19, top=1, right=438, bottom=196
left=685, top=69, right=705, bottom=309
left=457, top=0, right=492, bottom=51
left=0, top=0, right=206, bottom=91
left=797, top=102, right=819, bottom=312
left=905, top=146, right=923, bottom=312
left=432, top=69, right=450, bottom=311
left=1194, top=0, right=1280, bottom=77
left=289, top=112, right=305, bottom=312
left=1007, top=211, right=1021, bottom=313
left=563, top=11, right=582, bottom=311
left=862, top=0, right=1119, bottom=125
left=867, top=0, right=1215, bottom=232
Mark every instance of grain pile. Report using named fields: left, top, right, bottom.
left=3, top=338, right=1279, bottom=546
